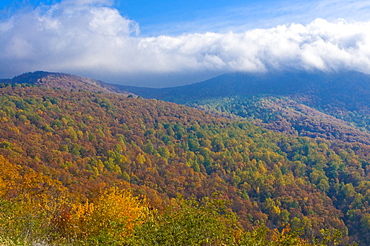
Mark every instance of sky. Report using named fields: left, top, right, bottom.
left=0, top=0, right=370, bottom=87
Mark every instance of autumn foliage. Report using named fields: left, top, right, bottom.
left=0, top=84, right=368, bottom=244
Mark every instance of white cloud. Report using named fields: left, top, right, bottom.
left=0, top=0, right=370, bottom=86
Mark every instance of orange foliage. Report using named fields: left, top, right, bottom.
left=53, top=187, right=149, bottom=242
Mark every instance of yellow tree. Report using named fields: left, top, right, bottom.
left=56, top=187, right=150, bottom=244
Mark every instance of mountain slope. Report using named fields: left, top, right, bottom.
left=197, top=96, right=370, bottom=144
left=1, top=84, right=370, bottom=243
left=116, top=71, right=370, bottom=143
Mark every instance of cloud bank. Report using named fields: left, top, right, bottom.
left=1, top=1, right=370, bottom=87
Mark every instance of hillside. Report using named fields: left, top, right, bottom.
left=196, top=96, right=370, bottom=144
left=0, top=82, right=370, bottom=244
left=116, top=71, right=370, bottom=143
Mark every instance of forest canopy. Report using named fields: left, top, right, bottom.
left=0, top=84, right=369, bottom=245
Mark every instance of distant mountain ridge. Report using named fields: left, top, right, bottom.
left=113, top=70, right=370, bottom=103
left=115, top=70, right=370, bottom=143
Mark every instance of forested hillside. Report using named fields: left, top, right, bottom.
left=0, top=83, right=369, bottom=244
left=194, top=96, right=370, bottom=144
left=117, top=71, right=370, bottom=143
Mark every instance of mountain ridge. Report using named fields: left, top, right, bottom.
left=112, top=70, right=370, bottom=103
left=2, top=71, right=133, bottom=95
left=4, top=70, right=370, bottom=143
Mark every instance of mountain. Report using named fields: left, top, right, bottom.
left=0, top=79, right=11, bottom=84
left=114, top=70, right=370, bottom=103
left=1, top=82, right=370, bottom=244
left=116, top=71, right=370, bottom=143
left=2, top=72, right=370, bottom=244
left=4, top=71, right=133, bottom=95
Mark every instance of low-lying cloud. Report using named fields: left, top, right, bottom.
left=1, top=0, right=370, bottom=87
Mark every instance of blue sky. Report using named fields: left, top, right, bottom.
left=1, top=0, right=370, bottom=87
left=0, top=1, right=288, bottom=36
left=2, top=0, right=369, bottom=35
